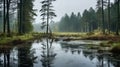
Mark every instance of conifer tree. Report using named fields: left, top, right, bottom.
left=40, top=0, right=56, bottom=35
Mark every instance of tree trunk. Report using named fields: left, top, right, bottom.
left=17, top=0, right=20, bottom=34
left=116, top=0, right=119, bottom=35
left=6, top=0, right=11, bottom=36
left=102, top=0, right=105, bottom=34
left=18, top=0, right=23, bottom=34
left=3, top=0, right=6, bottom=33
left=46, top=0, right=50, bottom=35
left=108, top=0, right=111, bottom=34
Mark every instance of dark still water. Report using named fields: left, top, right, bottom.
left=0, top=38, right=120, bottom=67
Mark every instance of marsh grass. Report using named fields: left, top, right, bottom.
left=0, top=33, right=34, bottom=45
left=52, top=32, right=86, bottom=37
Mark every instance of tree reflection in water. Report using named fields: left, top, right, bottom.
left=60, top=43, right=120, bottom=67
left=40, top=38, right=57, bottom=67
left=110, top=54, right=120, bottom=67
left=0, top=40, right=120, bottom=67
left=0, top=45, right=12, bottom=67
left=18, top=42, right=37, bottom=67
left=0, top=42, right=37, bottom=67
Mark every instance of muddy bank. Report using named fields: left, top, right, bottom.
left=54, top=35, right=120, bottom=43
left=82, top=36, right=120, bottom=42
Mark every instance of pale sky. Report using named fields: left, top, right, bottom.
left=33, top=0, right=98, bottom=23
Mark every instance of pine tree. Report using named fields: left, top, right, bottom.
left=40, top=0, right=56, bottom=35
left=18, top=0, right=36, bottom=34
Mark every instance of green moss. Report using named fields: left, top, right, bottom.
left=0, top=33, right=35, bottom=45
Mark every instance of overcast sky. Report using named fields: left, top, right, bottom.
left=34, top=0, right=97, bottom=23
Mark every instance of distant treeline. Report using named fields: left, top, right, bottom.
left=58, top=8, right=97, bottom=32
left=58, top=0, right=120, bottom=34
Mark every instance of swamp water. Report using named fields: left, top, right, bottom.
left=0, top=38, right=120, bottom=67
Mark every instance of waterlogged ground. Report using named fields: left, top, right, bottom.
left=0, top=38, right=120, bottom=67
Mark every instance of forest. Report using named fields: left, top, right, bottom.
left=0, top=0, right=120, bottom=35
left=0, top=0, right=120, bottom=67
left=0, top=0, right=36, bottom=36
left=58, top=1, right=120, bottom=35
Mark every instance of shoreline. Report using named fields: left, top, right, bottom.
left=0, top=33, right=120, bottom=54
left=0, top=33, right=42, bottom=45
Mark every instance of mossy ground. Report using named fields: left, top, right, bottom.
left=0, top=33, right=37, bottom=45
